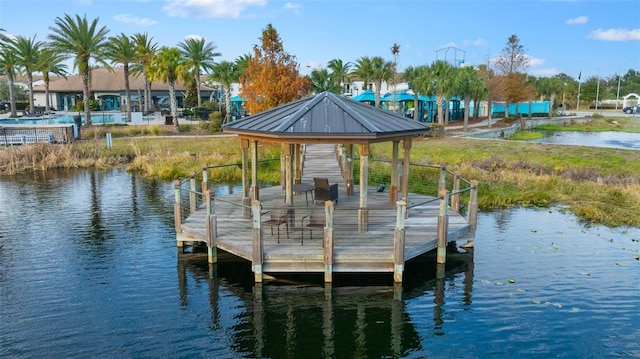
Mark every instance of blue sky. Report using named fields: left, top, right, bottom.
left=1, top=0, right=638, bottom=80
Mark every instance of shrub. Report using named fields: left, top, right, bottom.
left=209, top=118, right=222, bottom=133
left=182, top=108, right=193, bottom=117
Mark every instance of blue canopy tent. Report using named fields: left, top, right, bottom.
left=351, top=90, right=377, bottom=106
left=230, top=96, right=247, bottom=120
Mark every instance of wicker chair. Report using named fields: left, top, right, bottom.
left=313, top=177, right=338, bottom=204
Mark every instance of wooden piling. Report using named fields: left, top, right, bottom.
left=201, top=165, right=209, bottom=204
left=189, top=173, right=197, bottom=214
left=251, top=200, right=264, bottom=282
left=437, top=189, right=449, bottom=265
left=393, top=201, right=407, bottom=283
left=174, top=180, right=182, bottom=247
left=451, top=171, right=460, bottom=212
left=468, top=180, right=479, bottom=234
left=323, top=201, right=334, bottom=283
left=205, top=190, right=217, bottom=264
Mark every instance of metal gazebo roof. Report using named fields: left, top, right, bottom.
left=222, top=91, right=430, bottom=143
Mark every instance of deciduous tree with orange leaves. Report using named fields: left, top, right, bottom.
left=240, top=24, right=310, bottom=114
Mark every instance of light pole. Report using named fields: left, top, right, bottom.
left=561, top=82, right=566, bottom=116
left=615, top=74, right=621, bottom=110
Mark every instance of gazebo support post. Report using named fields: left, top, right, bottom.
left=402, top=139, right=412, bottom=215
left=390, top=141, right=399, bottom=204
left=346, top=144, right=354, bottom=196
left=323, top=201, right=334, bottom=283
left=241, top=139, right=251, bottom=218
left=358, top=144, right=369, bottom=232
left=294, top=143, right=301, bottom=184
left=284, top=144, right=293, bottom=206
left=251, top=140, right=259, bottom=201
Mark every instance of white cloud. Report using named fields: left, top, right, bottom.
left=284, top=2, right=301, bottom=15
left=184, top=34, right=204, bottom=41
left=588, top=28, right=640, bottom=41
left=163, top=0, right=267, bottom=18
left=531, top=68, right=559, bottom=77
left=113, top=14, right=158, bottom=27
left=566, top=16, right=587, bottom=25
left=527, top=55, right=545, bottom=67
left=472, top=38, right=486, bottom=46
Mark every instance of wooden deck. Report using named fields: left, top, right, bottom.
left=177, top=144, right=474, bottom=280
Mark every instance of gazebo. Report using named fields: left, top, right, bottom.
left=222, top=91, right=431, bottom=231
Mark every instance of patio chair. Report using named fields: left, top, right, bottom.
left=263, top=206, right=289, bottom=243
left=313, top=177, right=338, bottom=204
left=300, top=207, right=326, bottom=244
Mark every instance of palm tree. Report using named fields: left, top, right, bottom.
left=48, top=14, right=110, bottom=126
left=370, top=56, right=394, bottom=108
left=11, top=35, right=43, bottom=114
left=132, top=33, right=157, bottom=114
left=327, top=58, right=352, bottom=94
left=455, top=66, right=487, bottom=132
left=353, top=56, right=373, bottom=94
left=430, top=60, right=455, bottom=125
left=209, top=60, right=242, bottom=124
left=0, top=43, right=20, bottom=117
left=178, top=37, right=221, bottom=107
left=105, top=33, right=136, bottom=122
left=148, top=46, right=186, bottom=132
left=37, top=47, right=68, bottom=114
left=308, top=68, right=341, bottom=94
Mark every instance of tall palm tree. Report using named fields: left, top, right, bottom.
left=455, top=66, right=487, bottom=132
left=148, top=46, right=186, bottom=132
left=327, top=58, right=352, bottom=93
left=178, top=37, right=221, bottom=107
left=37, top=46, right=68, bottom=114
left=308, top=68, right=341, bottom=94
left=209, top=60, right=242, bottom=124
left=353, top=56, right=373, bottom=94
left=48, top=13, right=110, bottom=126
left=370, top=56, right=394, bottom=108
left=105, top=33, right=136, bottom=122
left=0, top=43, right=20, bottom=117
left=430, top=60, right=455, bottom=125
left=132, top=32, right=157, bottom=114
left=404, top=65, right=436, bottom=121
left=11, top=35, right=43, bottom=114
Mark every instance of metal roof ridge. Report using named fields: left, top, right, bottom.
left=325, top=92, right=382, bottom=133
left=272, top=93, right=326, bottom=132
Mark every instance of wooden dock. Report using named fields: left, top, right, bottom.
left=176, top=144, right=476, bottom=283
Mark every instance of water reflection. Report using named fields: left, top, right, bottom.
left=174, top=247, right=475, bottom=358
left=1, top=169, right=638, bottom=358
left=533, top=131, right=640, bottom=149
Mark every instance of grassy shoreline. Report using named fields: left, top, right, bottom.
left=1, top=118, right=639, bottom=227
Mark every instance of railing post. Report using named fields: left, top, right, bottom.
left=451, top=172, right=461, bottom=212
left=189, top=172, right=197, bottom=214
left=251, top=200, right=264, bottom=283
left=205, top=190, right=217, bottom=264
left=174, top=180, right=183, bottom=248
left=201, top=165, right=209, bottom=204
left=468, top=180, right=479, bottom=234
left=437, top=190, right=449, bottom=265
left=393, top=201, right=406, bottom=283
left=438, top=166, right=447, bottom=193
left=323, top=201, right=334, bottom=283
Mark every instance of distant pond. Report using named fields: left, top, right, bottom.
left=532, top=131, right=640, bottom=150
left=1, top=169, right=638, bottom=358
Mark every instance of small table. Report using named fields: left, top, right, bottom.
left=292, top=183, right=315, bottom=206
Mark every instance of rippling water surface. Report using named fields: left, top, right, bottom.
left=1, top=169, right=638, bottom=358
left=533, top=131, right=640, bottom=149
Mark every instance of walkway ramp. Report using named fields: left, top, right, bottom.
left=301, top=144, right=343, bottom=184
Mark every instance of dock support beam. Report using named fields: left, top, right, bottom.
left=393, top=201, right=406, bottom=283
left=241, top=139, right=251, bottom=218
left=323, top=201, right=334, bottom=283
left=189, top=173, right=197, bottom=214
left=251, top=140, right=259, bottom=201
left=201, top=165, right=209, bottom=204
left=402, top=139, right=411, bottom=211
left=437, top=190, right=449, bottom=265
left=389, top=141, right=399, bottom=204
left=174, top=180, right=182, bottom=247
left=358, top=144, right=369, bottom=232
left=205, top=190, right=217, bottom=264
left=251, top=200, right=264, bottom=283
left=451, top=171, right=460, bottom=212
left=468, top=180, right=479, bottom=234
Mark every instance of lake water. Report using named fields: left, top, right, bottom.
left=1, top=169, right=639, bottom=358
left=533, top=131, right=640, bottom=150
